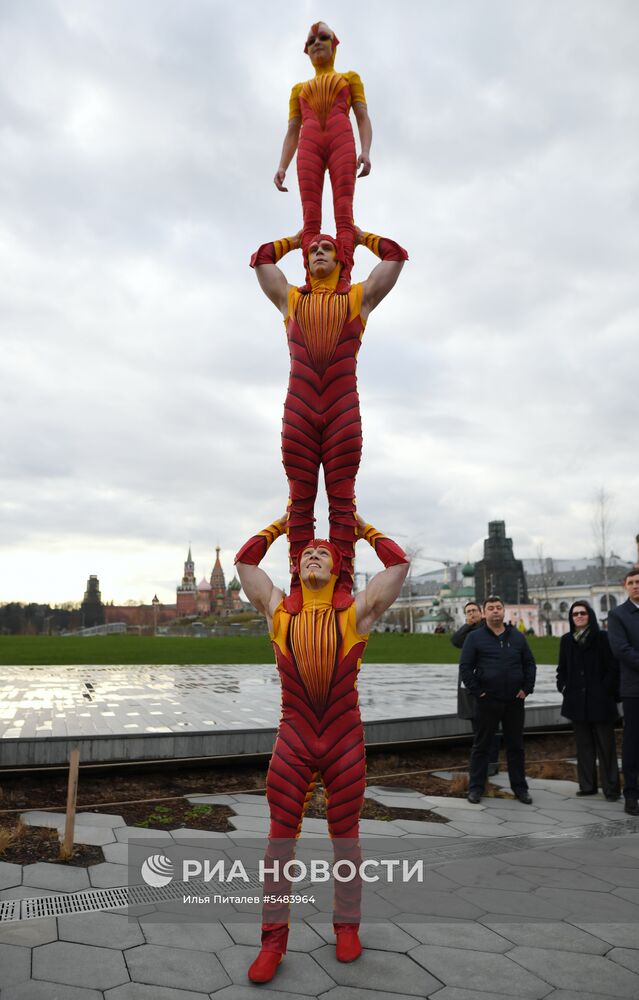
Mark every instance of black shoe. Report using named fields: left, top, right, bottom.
left=515, top=792, right=533, bottom=805
left=467, top=790, right=481, bottom=804
left=624, top=799, right=639, bottom=816
left=605, top=794, right=620, bottom=802
left=487, top=763, right=499, bottom=777
left=576, top=789, right=598, bottom=797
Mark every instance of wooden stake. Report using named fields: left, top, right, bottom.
left=60, top=748, right=80, bottom=860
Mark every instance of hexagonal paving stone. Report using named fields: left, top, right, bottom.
left=59, top=910, right=144, bottom=949
left=221, top=918, right=324, bottom=952
left=212, top=989, right=312, bottom=1000
left=74, top=812, right=126, bottom=828
left=456, top=887, right=567, bottom=919
left=104, top=985, right=210, bottom=999
left=313, top=943, right=440, bottom=995
left=114, top=826, right=172, bottom=842
left=608, top=948, right=639, bottom=974
left=32, top=941, right=129, bottom=990
left=125, top=943, right=231, bottom=993
left=419, top=990, right=522, bottom=1000
left=508, top=945, right=639, bottom=996
left=319, top=989, right=435, bottom=1000
left=0, top=861, right=22, bottom=890
left=487, top=920, right=609, bottom=954
left=103, top=842, right=131, bottom=865
left=23, top=862, right=90, bottom=892
left=0, top=942, right=31, bottom=987
left=1, top=983, right=103, bottom=1000
left=71, top=825, right=118, bottom=846
left=217, top=944, right=335, bottom=995
left=88, top=862, right=130, bottom=887
left=393, top=918, right=511, bottom=952
left=571, top=921, right=639, bottom=947
left=139, top=917, right=233, bottom=951
left=409, top=945, right=548, bottom=998
left=0, top=916, right=57, bottom=947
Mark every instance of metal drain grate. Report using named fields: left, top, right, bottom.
left=6, top=874, right=265, bottom=923
left=0, top=900, right=19, bottom=922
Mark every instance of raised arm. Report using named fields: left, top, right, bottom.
left=235, top=516, right=287, bottom=631
left=354, top=516, right=409, bottom=634
left=274, top=117, right=301, bottom=192
left=356, top=228, right=408, bottom=320
left=250, top=233, right=301, bottom=317
left=352, top=103, right=372, bottom=177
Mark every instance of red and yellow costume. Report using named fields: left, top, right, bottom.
left=290, top=29, right=365, bottom=292
left=250, top=233, right=408, bottom=613
left=235, top=522, right=408, bottom=961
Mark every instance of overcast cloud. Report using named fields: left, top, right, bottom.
left=1, top=0, right=638, bottom=604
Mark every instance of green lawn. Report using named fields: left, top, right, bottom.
left=0, top=633, right=560, bottom=666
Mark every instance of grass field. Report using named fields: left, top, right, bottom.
left=0, top=633, right=560, bottom=666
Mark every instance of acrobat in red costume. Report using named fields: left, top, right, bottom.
left=274, top=21, right=372, bottom=294
left=235, top=517, right=409, bottom=982
left=251, top=230, right=408, bottom=612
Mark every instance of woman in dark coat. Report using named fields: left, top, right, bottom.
left=556, top=601, right=620, bottom=800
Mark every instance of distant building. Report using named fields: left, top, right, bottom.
left=81, top=575, right=104, bottom=628
left=174, top=545, right=243, bottom=617
left=474, top=520, right=528, bottom=605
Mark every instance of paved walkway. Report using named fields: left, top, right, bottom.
left=1, top=775, right=639, bottom=999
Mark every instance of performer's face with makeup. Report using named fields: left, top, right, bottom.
left=306, top=23, right=333, bottom=65
left=308, top=239, right=337, bottom=277
left=300, top=545, right=334, bottom=588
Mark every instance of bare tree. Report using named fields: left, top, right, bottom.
left=592, top=487, right=615, bottom=605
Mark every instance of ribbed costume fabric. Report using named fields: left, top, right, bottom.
left=260, top=595, right=369, bottom=953
left=282, top=283, right=365, bottom=607
left=290, top=71, right=366, bottom=292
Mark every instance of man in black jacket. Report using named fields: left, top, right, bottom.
left=460, top=595, right=536, bottom=804
left=607, top=566, right=639, bottom=816
left=451, top=602, right=500, bottom=777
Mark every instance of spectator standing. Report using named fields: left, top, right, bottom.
left=556, top=601, right=620, bottom=801
left=460, top=595, right=536, bottom=804
left=607, top=567, right=639, bottom=816
left=451, top=602, right=501, bottom=777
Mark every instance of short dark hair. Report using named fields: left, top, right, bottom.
left=464, top=601, right=481, bottom=612
left=483, top=594, right=504, bottom=609
left=624, top=566, right=639, bottom=583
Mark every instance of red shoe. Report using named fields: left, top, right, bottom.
left=247, top=950, right=283, bottom=983
left=335, top=926, right=362, bottom=962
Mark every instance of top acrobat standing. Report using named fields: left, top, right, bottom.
left=273, top=21, right=372, bottom=293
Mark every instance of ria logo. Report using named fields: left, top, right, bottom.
left=141, top=854, right=174, bottom=887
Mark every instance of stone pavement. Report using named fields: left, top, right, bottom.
left=1, top=775, right=639, bottom=999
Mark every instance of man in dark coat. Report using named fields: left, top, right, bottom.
left=451, top=602, right=500, bottom=777
left=607, top=566, right=639, bottom=816
left=460, top=595, right=536, bottom=804
left=556, top=601, right=620, bottom=800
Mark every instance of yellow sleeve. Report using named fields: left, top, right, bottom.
left=270, top=602, right=290, bottom=657
left=287, top=286, right=301, bottom=323
left=345, top=71, right=366, bottom=107
left=348, top=283, right=364, bottom=324
left=288, top=83, right=302, bottom=121
left=339, top=604, right=369, bottom=659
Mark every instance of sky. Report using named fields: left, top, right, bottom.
left=1, top=0, right=638, bottom=605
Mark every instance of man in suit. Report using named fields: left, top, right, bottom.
left=607, top=566, right=639, bottom=816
